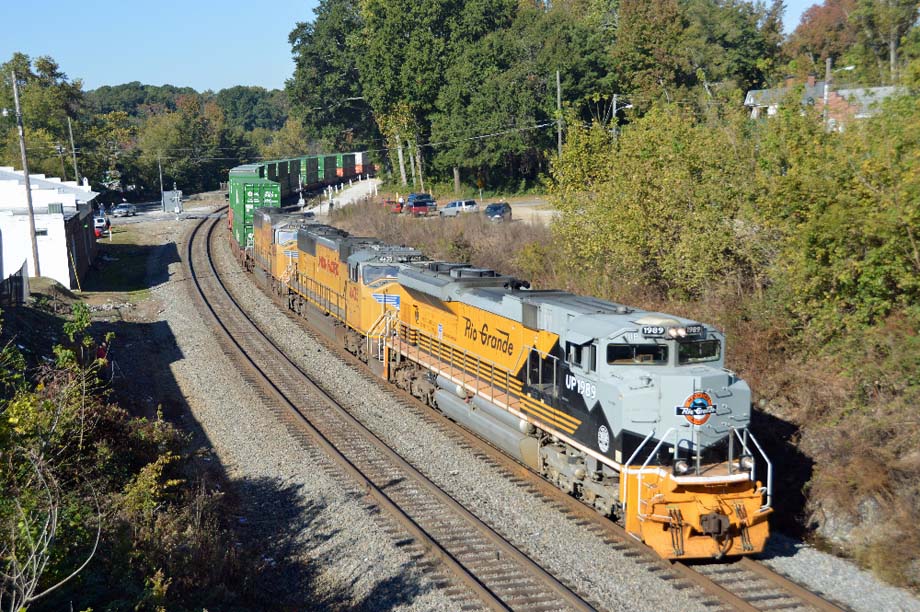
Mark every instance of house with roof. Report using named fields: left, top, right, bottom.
left=0, top=167, right=99, bottom=290
left=744, top=74, right=904, bottom=128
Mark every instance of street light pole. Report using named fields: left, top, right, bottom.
left=11, top=70, right=41, bottom=277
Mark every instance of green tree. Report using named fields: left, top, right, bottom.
left=851, top=0, right=920, bottom=83
left=287, top=0, right=378, bottom=150
left=0, top=53, right=84, bottom=177
left=551, top=105, right=758, bottom=298
left=430, top=3, right=612, bottom=189
left=138, top=95, right=253, bottom=193
left=214, top=85, right=287, bottom=132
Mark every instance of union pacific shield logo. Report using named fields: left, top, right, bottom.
left=676, top=391, right=717, bottom=425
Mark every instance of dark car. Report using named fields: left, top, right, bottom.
left=484, top=202, right=512, bottom=222
left=404, top=193, right=432, bottom=210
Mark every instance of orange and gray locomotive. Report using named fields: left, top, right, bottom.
left=236, top=204, right=772, bottom=559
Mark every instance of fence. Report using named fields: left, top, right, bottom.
left=0, top=261, right=29, bottom=307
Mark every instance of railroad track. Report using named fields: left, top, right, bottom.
left=186, top=210, right=596, bottom=611
left=190, top=208, right=849, bottom=612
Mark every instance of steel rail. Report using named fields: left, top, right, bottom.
left=186, top=210, right=595, bottom=612
left=206, top=207, right=849, bottom=612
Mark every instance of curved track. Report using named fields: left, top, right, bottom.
left=188, top=208, right=849, bottom=612
left=187, top=210, right=596, bottom=611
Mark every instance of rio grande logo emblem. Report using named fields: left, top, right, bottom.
left=676, top=391, right=718, bottom=425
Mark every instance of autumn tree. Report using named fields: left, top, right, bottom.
left=786, top=0, right=859, bottom=70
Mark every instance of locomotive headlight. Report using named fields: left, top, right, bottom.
left=673, top=459, right=690, bottom=475
left=668, top=328, right=679, bottom=338
left=738, top=455, right=755, bottom=471
left=677, top=327, right=687, bottom=337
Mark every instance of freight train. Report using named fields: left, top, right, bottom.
left=226, top=176, right=772, bottom=560
left=227, top=152, right=369, bottom=251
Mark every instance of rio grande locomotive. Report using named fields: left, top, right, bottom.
left=231, top=195, right=772, bottom=560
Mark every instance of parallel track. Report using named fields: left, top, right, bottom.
left=190, top=207, right=849, bottom=612
left=186, top=210, right=596, bottom=611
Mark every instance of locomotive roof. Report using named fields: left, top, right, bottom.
left=347, top=243, right=426, bottom=266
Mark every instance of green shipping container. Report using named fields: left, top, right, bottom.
left=300, top=156, right=320, bottom=189
left=321, top=155, right=337, bottom=184
left=228, top=175, right=281, bottom=248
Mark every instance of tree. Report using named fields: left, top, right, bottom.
left=214, top=86, right=287, bottom=132
left=0, top=54, right=85, bottom=177
left=138, top=94, right=253, bottom=193
left=611, top=0, right=692, bottom=106
left=852, top=0, right=920, bottom=83
left=287, top=0, right=378, bottom=150
left=551, top=105, right=759, bottom=298
left=430, top=3, right=612, bottom=188
left=786, top=0, right=859, bottom=69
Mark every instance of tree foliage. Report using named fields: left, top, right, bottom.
left=287, top=0, right=378, bottom=150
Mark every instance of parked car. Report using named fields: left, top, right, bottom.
left=439, top=199, right=479, bottom=217
left=409, top=199, right=437, bottom=217
left=112, top=203, right=137, bottom=217
left=404, top=192, right=433, bottom=212
left=483, top=202, right=512, bottom=222
left=93, top=214, right=109, bottom=237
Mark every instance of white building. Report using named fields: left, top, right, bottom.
left=0, top=167, right=99, bottom=290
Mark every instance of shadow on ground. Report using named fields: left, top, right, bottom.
left=82, top=239, right=181, bottom=293
left=5, top=295, right=435, bottom=610
left=750, top=408, right=816, bottom=555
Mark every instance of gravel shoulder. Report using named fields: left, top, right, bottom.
left=102, top=208, right=459, bottom=610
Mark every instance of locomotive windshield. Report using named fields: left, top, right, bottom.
left=362, top=265, right=400, bottom=284
left=677, top=339, right=721, bottom=364
left=607, top=343, right=668, bottom=365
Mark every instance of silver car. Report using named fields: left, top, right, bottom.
left=112, top=203, right=137, bottom=217
left=439, top=199, right=479, bottom=217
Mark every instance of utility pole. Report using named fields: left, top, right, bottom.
left=158, top=153, right=164, bottom=203
left=556, top=70, right=563, bottom=157
left=823, top=56, right=832, bottom=129
left=67, top=116, right=80, bottom=182
left=11, top=70, right=41, bottom=277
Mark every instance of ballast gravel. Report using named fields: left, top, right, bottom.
left=211, top=218, right=920, bottom=612
left=137, top=213, right=459, bottom=610
left=211, top=224, right=708, bottom=611
left=123, top=206, right=920, bottom=612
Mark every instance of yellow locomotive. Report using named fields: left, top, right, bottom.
left=244, top=208, right=771, bottom=559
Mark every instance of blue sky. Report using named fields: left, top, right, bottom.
left=0, top=0, right=814, bottom=93
left=0, top=0, right=319, bottom=91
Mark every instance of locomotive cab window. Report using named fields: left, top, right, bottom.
left=566, top=342, right=596, bottom=371
left=362, top=265, right=399, bottom=285
left=677, top=339, right=721, bottom=364
left=607, top=343, right=668, bottom=365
